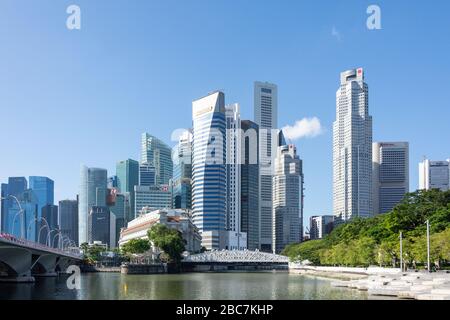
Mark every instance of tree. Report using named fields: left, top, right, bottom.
left=147, top=224, right=186, bottom=263
left=121, top=238, right=150, bottom=255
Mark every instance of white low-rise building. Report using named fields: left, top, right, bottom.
left=118, top=208, right=202, bottom=254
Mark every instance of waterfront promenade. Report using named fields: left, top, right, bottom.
left=289, top=264, right=450, bottom=300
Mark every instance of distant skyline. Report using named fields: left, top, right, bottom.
left=1, top=0, right=449, bottom=229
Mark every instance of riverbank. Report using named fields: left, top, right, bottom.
left=289, top=264, right=450, bottom=300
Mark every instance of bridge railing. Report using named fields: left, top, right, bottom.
left=183, top=249, right=289, bottom=263
left=0, top=233, right=82, bottom=259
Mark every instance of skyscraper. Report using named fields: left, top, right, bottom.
left=79, top=166, right=108, bottom=244
left=309, top=215, right=334, bottom=240
left=240, top=120, right=260, bottom=250
left=225, top=103, right=246, bottom=250
left=272, top=144, right=303, bottom=254
left=139, top=162, right=156, bottom=187
left=88, top=206, right=111, bottom=247
left=1, top=177, right=27, bottom=236
left=172, top=130, right=192, bottom=210
left=254, top=81, right=278, bottom=252
left=42, top=204, right=59, bottom=247
left=107, top=190, right=128, bottom=246
left=373, top=142, right=409, bottom=214
left=141, top=133, right=173, bottom=186
left=134, top=185, right=172, bottom=216
left=333, top=68, right=373, bottom=223
left=59, top=199, right=79, bottom=246
left=192, top=91, right=226, bottom=250
left=419, top=159, right=450, bottom=191
left=116, top=159, right=139, bottom=218
left=29, top=176, right=54, bottom=241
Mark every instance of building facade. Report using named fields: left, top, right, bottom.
left=192, top=91, right=227, bottom=250
left=309, top=215, right=334, bottom=240
left=225, top=103, right=246, bottom=250
left=254, top=81, right=278, bottom=252
left=88, top=206, right=113, bottom=248
left=240, top=120, right=260, bottom=251
left=373, top=142, right=409, bottom=214
left=134, top=185, right=172, bottom=216
left=333, top=68, right=373, bottom=223
left=118, top=208, right=202, bottom=254
left=79, top=166, right=108, bottom=244
left=59, top=199, right=79, bottom=246
left=419, top=159, right=450, bottom=191
left=272, top=144, right=303, bottom=254
left=141, top=133, right=173, bottom=186
left=42, top=204, right=59, bottom=247
left=116, top=159, right=139, bottom=219
left=171, top=130, right=192, bottom=210
left=139, top=162, right=156, bottom=187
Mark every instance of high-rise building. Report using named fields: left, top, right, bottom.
left=19, top=189, right=39, bottom=242
left=240, top=120, right=260, bottom=250
left=333, top=68, right=373, bottom=223
left=309, top=215, right=334, bottom=240
left=107, top=176, right=118, bottom=189
left=141, top=133, right=173, bottom=185
left=108, top=190, right=129, bottom=247
left=42, top=204, right=59, bottom=247
left=59, top=199, right=79, bottom=246
left=88, top=206, right=112, bottom=248
left=116, top=159, right=139, bottom=219
left=79, top=166, right=108, bottom=244
left=139, top=162, right=156, bottom=187
left=272, top=144, right=303, bottom=254
left=134, top=185, right=172, bottom=216
left=373, top=142, right=409, bottom=214
left=172, top=130, right=192, bottom=210
left=192, top=91, right=227, bottom=250
left=1, top=177, right=27, bottom=236
left=254, top=81, right=278, bottom=252
left=419, top=159, right=450, bottom=191
left=29, top=176, right=54, bottom=241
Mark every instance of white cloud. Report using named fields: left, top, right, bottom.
left=331, top=26, right=342, bottom=41
left=282, top=117, right=324, bottom=141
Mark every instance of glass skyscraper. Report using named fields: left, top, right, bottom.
left=1, top=177, right=27, bottom=237
left=79, top=166, right=108, bottom=244
left=59, top=199, right=79, bottom=246
left=141, top=133, right=173, bottom=186
left=172, top=130, right=192, bottom=210
left=139, top=162, right=156, bottom=187
left=240, top=120, right=260, bottom=251
left=29, top=176, right=54, bottom=240
left=116, top=159, right=139, bottom=218
left=192, top=91, right=226, bottom=250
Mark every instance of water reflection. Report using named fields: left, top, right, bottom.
left=1, top=272, right=369, bottom=300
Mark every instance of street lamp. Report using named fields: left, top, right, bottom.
left=426, top=219, right=431, bottom=273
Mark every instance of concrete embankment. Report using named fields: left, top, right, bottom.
left=289, top=264, right=450, bottom=300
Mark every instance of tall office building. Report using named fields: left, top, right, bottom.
left=333, top=68, right=373, bottom=223
left=78, top=166, right=108, bottom=244
left=116, top=159, right=139, bottom=219
left=19, top=189, right=39, bottom=242
left=141, top=133, right=173, bottom=185
left=240, top=120, right=260, bottom=250
left=59, top=199, right=79, bottom=246
left=225, top=103, right=246, bottom=250
left=254, top=81, right=278, bottom=252
left=419, top=159, right=450, bottom=191
left=192, top=91, right=227, bottom=250
left=139, top=162, right=156, bottom=187
left=1, top=177, right=27, bottom=236
left=29, top=176, right=54, bottom=241
left=172, top=130, right=192, bottom=210
left=88, top=206, right=112, bottom=247
left=309, top=215, right=334, bottom=240
left=373, top=142, right=409, bottom=214
left=108, top=190, right=129, bottom=246
left=42, top=204, right=59, bottom=247
left=272, top=144, right=303, bottom=254
left=134, top=185, right=172, bottom=216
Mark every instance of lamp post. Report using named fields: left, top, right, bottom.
left=399, top=231, right=403, bottom=272
left=426, top=219, right=431, bottom=273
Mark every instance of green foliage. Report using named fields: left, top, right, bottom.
left=80, top=242, right=107, bottom=263
left=121, top=238, right=150, bottom=255
left=284, top=190, right=450, bottom=267
left=147, top=224, right=186, bottom=263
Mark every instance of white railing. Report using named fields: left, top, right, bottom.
left=0, top=233, right=81, bottom=259
left=184, top=249, right=289, bottom=263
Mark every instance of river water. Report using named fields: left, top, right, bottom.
left=0, top=271, right=369, bottom=300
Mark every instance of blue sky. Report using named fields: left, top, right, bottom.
left=1, top=0, right=449, bottom=229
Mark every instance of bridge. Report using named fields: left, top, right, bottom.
left=182, top=250, right=289, bottom=272
left=0, top=233, right=82, bottom=283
